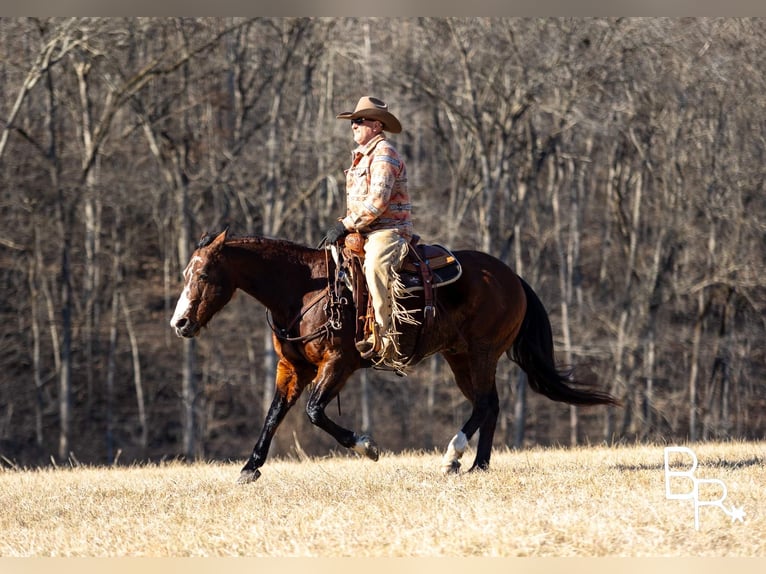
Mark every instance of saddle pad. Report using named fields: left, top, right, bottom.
left=400, top=244, right=454, bottom=273
left=399, top=244, right=462, bottom=293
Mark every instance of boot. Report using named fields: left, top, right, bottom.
left=355, top=323, right=382, bottom=358
left=355, top=333, right=377, bottom=358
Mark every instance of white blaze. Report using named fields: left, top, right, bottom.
left=170, top=285, right=192, bottom=328
left=170, top=256, right=202, bottom=328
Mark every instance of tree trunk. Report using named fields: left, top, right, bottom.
left=74, top=60, right=102, bottom=411
left=57, top=193, right=73, bottom=462
left=29, top=227, right=45, bottom=447
left=511, top=188, right=528, bottom=448
left=643, top=333, right=655, bottom=438
left=122, top=295, right=147, bottom=451
left=512, top=371, right=528, bottom=449
left=549, top=154, right=578, bottom=445
left=688, top=290, right=706, bottom=442
left=105, top=269, right=119, bottom=464
left=42, top=58, right=73, bottom=463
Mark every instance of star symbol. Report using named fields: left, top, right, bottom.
left=729, top=505, right=746, bottom=523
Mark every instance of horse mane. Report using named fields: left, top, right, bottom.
left=198, top=230, right=319, bottom=261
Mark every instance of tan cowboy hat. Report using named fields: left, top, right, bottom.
left=336, top=96, right=402, bottom=134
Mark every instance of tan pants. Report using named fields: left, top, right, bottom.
left=363, top=229, right=409, bottom=335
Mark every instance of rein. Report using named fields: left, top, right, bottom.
left=265, top=287, right=331, bottom=343
left=266, top=248, right=346, bottom=343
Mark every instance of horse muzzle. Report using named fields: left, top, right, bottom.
left=172, top=317, right=200, bottom=338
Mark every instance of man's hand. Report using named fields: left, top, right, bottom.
left=324, top=221, right=348, bottom=244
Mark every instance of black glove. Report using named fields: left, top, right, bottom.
left=324, top=221, right=348, bottom=244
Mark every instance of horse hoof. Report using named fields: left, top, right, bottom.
left=237, top=469, right=261, bottom=484
left=441, top=460, right=461, bottom=475
left=353, top=435, right=380, bottom=461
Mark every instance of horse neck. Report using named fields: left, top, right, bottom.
left=225, top=237, right=327, bottom=315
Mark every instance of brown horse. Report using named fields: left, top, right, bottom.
left=170, top=229, right=618, bottom=483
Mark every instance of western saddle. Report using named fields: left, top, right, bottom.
left=337, top=232, right=462, bottom=365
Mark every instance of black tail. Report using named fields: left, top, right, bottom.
left=508, top=278, right=619, bottom=406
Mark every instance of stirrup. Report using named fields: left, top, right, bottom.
left=355, top=335, right=378, bottom=359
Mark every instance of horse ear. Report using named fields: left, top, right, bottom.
left=210, top=228, right=228, bottom=251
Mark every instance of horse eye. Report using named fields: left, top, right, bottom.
left=199, top=272, right=209, bottom=282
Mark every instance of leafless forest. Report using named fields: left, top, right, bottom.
left=1, top=17, right=764, bottom=467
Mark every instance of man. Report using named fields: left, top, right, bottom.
left=324, top=96, right=415, bottom=359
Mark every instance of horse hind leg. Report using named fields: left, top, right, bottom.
left=441, top=430, right=469, bottom=474
left=440, top=353, right=500, bottom=474
left=441, top=388, right=499, bottom=474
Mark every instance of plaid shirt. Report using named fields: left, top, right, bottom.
left=341, top=135, right=413, bottom=239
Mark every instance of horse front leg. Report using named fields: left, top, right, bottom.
left=305, top=361, right=380, bottom=461
left=238, top=358, right=309, bottom=484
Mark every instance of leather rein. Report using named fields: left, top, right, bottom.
left=265, top=248, right=345, bottom=343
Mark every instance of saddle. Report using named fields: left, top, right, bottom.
left=399, top=241, right=463, bottom=292
left=339, top=232, right=462, bottom=366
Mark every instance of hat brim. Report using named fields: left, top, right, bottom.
left=336, top=108, right=402, bottom=134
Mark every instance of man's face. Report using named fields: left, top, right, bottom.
left=351, top=117, right=383, bottom=146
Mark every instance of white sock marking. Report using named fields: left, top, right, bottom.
left=442, top=431, right=468, bottom=466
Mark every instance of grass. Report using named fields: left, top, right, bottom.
left=0, top=441, right=763, bottom=557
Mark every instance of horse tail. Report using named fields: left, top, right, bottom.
left=508, top=278, right=619, bottom=406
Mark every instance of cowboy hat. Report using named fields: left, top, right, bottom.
left=336, top=96, right=402, bottom=134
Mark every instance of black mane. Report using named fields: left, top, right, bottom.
left=196, top=229, right=318, bottom=258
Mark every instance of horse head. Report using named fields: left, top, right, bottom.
left=170, top=228, right=235, bottom=338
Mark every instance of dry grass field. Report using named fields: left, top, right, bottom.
left=0, top=441, right=763, bottom=558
